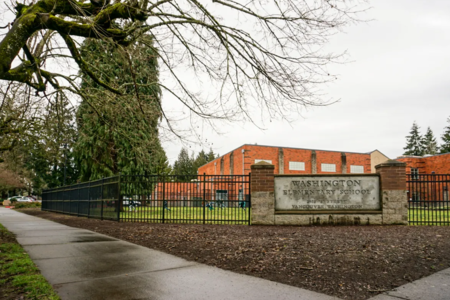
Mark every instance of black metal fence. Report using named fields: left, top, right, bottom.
left=42, top=174, right=251, bottom=225
left=407, top=173, right=450, bottom=225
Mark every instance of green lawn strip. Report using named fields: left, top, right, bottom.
left=408, top=208, right=450, bottom=225
left=0, top=223, right=60, bottom=300
left=120, top=207, right=250, bottom=223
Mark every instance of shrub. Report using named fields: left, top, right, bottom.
left=13, top=202, right=41, bottom=209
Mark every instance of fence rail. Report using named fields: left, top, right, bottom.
left=42, top=174, right=251, bottom=225
left=407, top=173, right=450, bottom=226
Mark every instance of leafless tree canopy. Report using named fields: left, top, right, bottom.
left=0, top=0, right=366, bottom=134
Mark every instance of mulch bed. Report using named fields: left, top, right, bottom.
left=19, top=208, right=450, bottom=300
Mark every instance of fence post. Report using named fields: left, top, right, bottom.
left=101, top=177, right=104, bottom=221
left=117, top=173, right=121, bottom=222
left=248, top=173, right=251, bottom=225
left=87, top=181, right=91, bottom=218
left=162, top=177, right=165, bottom=224
left=203, top=173, right=206, bottom=224
left=77, top=184, right=80, bottom=217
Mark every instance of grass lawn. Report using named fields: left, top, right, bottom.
left=0, top=223, right=60, bottom=300
left=408, top=207, right=450, bottom=225
left=120, top=206, right=251, bottom=224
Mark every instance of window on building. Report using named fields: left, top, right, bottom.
left=289, top=161, right=305, bottom=171
left=321, top=163, right=336, bottom=172
left=255, top=159, right=272, bottom=164
left=411, top=168, right=419, bottom=180
left=350, top=165, right=364, bottom=174
left=215, top=190, right=228, bottom=207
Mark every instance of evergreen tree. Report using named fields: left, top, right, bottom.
left=193, top=148, right=219, bottom=173
left=74, top=35, right=167, bottom=180
left=403, top=121, right=424, bottom=156
left=207, top=148, right=217, bottom=162
left=172, top=148, right=196, bottom=180
left=440, top=117, right=450, bottom=154
left=422, top=127, right=439, bottom=155
left=193, top=150, right=209, bottom=171
left=23, top=92, right=79, bottom=190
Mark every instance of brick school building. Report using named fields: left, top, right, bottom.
left=198, top=144, right=389, bottom=175
left=396, top=153, right=450, bottom=175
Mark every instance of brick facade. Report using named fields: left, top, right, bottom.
left=198, top=144, right=372, bottom=175
left=396, top=153, right=450, bottom=175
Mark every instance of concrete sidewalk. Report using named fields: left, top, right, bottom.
left=0, top=207, right=338, bottom=300
left=1, top=207, right=450, bottom=300
left=368, top=268, right=450, bottom=300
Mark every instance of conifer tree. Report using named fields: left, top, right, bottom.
left=74, top=36, right=167, bottom=180
left=207, top=148, right=218, bottom=162
left=172, top=148, right=195, bottom=180
left=193, top=149, right=219, bottom=172
left=422, top=127, right=439, bottom=155
left=440, top=117, right=450, bottom=154
left=193, top=150, right=208, bottom=172
left=403, top=121, right=424, bottom=156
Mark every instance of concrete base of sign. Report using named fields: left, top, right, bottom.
left=382, top=190, right=408, bottom=225
left=251, top=191, right=275, bottom=225
left=274, top=213, right=383, bottom=226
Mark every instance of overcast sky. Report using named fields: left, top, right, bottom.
left=162, top=0, right=450, bottom=163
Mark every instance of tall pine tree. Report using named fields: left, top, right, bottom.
left=422, top=127, right=439, bottom=155
left=441, top=117, right=450, bottom=154
left=74, top=35, right=167, bottom=180
left=404, top=121, right=424, bottom=156
left=172, top=148, right=195, bottom=180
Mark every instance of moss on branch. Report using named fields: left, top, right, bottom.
left=0, top=0, right=149, bottom=92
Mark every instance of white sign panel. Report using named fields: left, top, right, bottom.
left=275, top=176, right=380, bottom=211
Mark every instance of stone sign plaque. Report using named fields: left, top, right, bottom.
left=275, top=176, right=380, bottom=211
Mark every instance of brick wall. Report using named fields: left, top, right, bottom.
left=346, top=153, right=371, bottom=174
left=251, top=164, right=275, bottom=192
left=283, top=148, right=313, bottom=173
left=199, top=144, right=372, bottom=175
left=376, top=165, right=406, bottom=190
left=397, top=153, right=450, bottom=175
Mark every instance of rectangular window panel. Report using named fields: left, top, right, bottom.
left=321, top=163, right=336, bottom=172
left=350, top=165, right=365, bottom=174
left=289, top=161, right=305, bottom=171
left=255, top=159, right=272, bottom=164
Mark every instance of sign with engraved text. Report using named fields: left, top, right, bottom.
left=275, top=176, right=380, bottom=211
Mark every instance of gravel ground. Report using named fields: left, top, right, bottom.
left=19, top=208, right=450, bottom=300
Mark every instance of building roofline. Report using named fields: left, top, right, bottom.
left=368, top=149, right=390, bottom=159
left=240, top=143, right=372, bottom=155
left=397, top=152, right=450, bottom=160
left=198, top=143, right=375, bottom=169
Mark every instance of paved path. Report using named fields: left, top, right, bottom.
left=2, top=208, right=450, bottom=300
left=0, top=208, right=338, bottom=300
left=368, top=268, right=450, bottom=300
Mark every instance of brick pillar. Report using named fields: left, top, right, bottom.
left=230, top=152, right=234, bottom=175
left=375, top=160, right=408, bottom=225
left=251, top=161, right=275, bottom=225
left=311, top=150, right=317, bottom=174
left=341, top=152, right=347, bottom=174
left=278, top=147, right=284, bottom=174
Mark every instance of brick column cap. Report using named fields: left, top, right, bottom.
left=375, top=159, right=406, bottom=169
left=251, top=161, right=275, bottom=169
